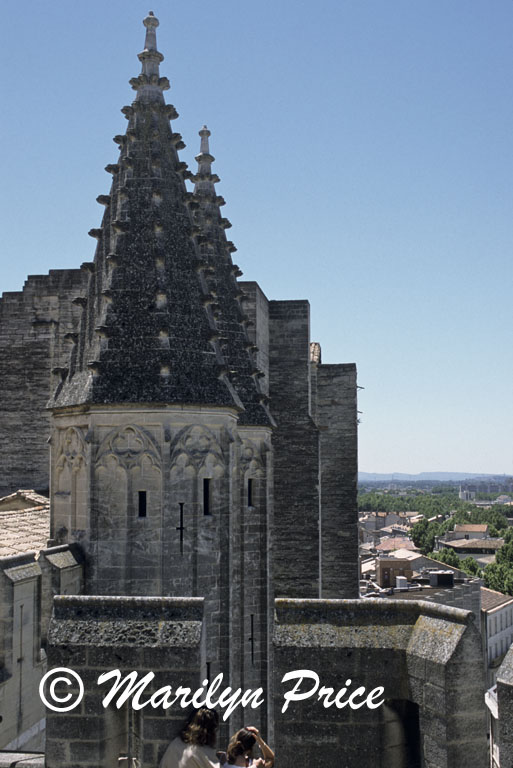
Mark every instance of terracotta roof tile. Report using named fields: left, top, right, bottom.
left=481, top=587, right=513, bottom=612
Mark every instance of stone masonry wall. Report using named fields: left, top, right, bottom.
left=239, top=281, right=270, bottom=396
left=314, top=364, right=358, bottom=598
left=45, top=596, right=204, bottom=768
left=0, top=269, right=86, bottom=496
left=49, top=406, right=274, bottom=739
left=268, top=300, right=320, bottom=598
left=274, top=598, right=487, bottom=768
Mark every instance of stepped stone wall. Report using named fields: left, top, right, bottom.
left=242, top=285, right=359, bottom=600
left=0, top=270, right=87, bottom=496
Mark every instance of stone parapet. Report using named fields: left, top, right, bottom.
left=274, top=597, right=487, bottom=768
left=46, top=595, right=204, bottom=768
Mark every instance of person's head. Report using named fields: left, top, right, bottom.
left=226, top=728, right=256, bottom=763
left=181, top=707, right=219, bottom=748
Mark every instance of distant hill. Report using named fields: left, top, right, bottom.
left=358, top=471, right=510, bottom=483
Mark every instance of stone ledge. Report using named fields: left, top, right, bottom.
left=275, top=597, right=474, bottom=626
left=53, top=594, right=203, bottom=621
left=0, top=753, right=44, bottom=767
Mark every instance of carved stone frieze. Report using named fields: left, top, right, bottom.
left=170, top=424, right=225, bottom=471
left=56, top=426, right=87, bottom=472
left=240, top=437, right=266, bottom=473
left=95, top=424, right=161, bottom=470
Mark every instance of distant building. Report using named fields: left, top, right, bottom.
left=451, top=523, right=489, bottom=540
left=481, top=587, right=513, bottom=688
left=442, top=538, right=503, bottom=567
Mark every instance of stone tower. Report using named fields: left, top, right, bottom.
left=47, top=11, right=274, bottom=718
left=0, top=12, right=359, bottom=754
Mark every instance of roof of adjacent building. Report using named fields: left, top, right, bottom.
left=0, top=491, right=50, bottom=557
left=375, top=537, right=418, bottom=552
left=380, top=524, right=410, bottom=535
left=444, top=538, right=504, bottom=550
left=454, top=524, right=488, bottom=532
left=384, top=548, right=422, bottom=560
left=0, top=489, right=49, bottom=512
left=481, top=587, right=513, bottom=612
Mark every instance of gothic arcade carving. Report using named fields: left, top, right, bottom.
left=54, top=426, right=88, bottom=537
left=169, top=424, right=225, bottom=473
left=95, top=424, right=161, bottom=470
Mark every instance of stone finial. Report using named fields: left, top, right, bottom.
left=143, top=11, right=159, bottom=51
left=134, top=11, right=166, bottom=101
left=193, top=125, right=216, bottom=197
left=199, top=125, right=211, bottom=155
left=196, top=125, right=214, bottom=165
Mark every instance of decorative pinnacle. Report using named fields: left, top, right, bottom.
left=192, top=126, right=215, bottom=197
left=131, top=11, right=168, bottom=100
left=199, top=125, right=211, bottom=155
left=142, top=11, right=159, bottom=52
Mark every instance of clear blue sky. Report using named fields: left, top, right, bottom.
left=1, top=1, right=512, bottom=474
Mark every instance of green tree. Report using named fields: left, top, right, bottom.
left=496, top=541, right=513, bottom=567
left=411, top=519, right=442, bottom=554
left=428, top=547, right=460, bottom=568
left=460, top=556, right=482, bottom=577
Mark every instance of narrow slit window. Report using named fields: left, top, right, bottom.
left=177, top=503, right=185, bottom=554
left=248, top=479, right=254, bottom=507
left=203, top=478, right=211, bottom=516
left=250, top=614, right=255, bottom=665
left=138, top=491, right=147, bottom=518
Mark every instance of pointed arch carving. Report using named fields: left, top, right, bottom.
left=170, top=424, right=225, bottom=472
left=95, top=424, right=161, bottom=470
left=54, top=426, right=88, bottom=532
left=56, top=426, right=87, bottom=472
left=240, top=438, right=266, bottom=474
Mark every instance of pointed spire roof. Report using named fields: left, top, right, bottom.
left=190, top=127, right=273, bottom=426
left=49, top=14, right=242, bottom=411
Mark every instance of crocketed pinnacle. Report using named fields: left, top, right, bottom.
left=49, top=15, right=242, bottom=410
left=191, top=127, right=273, bottom=426
left=131, top=11, right=169, bottom=103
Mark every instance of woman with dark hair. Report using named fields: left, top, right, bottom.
left=221, top=726, right=274, bottom=768
left=159, top=708, right=220, bottom=768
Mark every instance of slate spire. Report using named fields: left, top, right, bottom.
left=49, top=14, right=242, bottom=410
left=190, top=127, right=273, bottom=426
